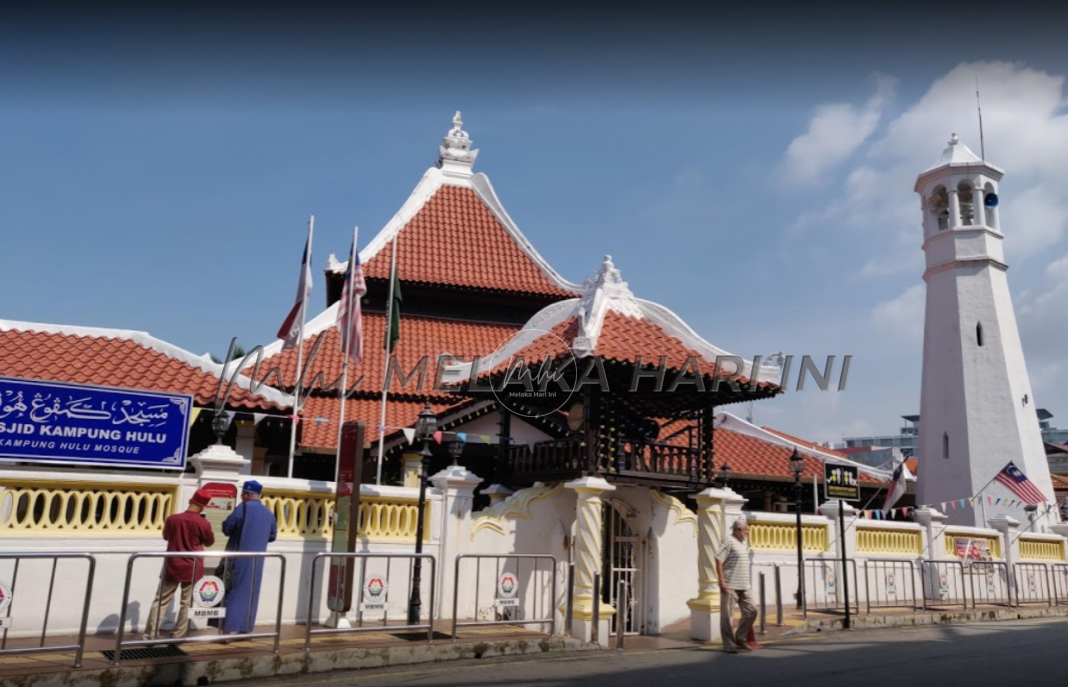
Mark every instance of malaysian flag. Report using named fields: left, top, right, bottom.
left=277, top=225, right=313, bottom=350
left=335, top=238, right=367, bottom=364
left=993, top=461, right=1047, bottom=505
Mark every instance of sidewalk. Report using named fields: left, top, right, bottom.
left=3, top=601, right=1067, bottom=686
left=0, top=621, right=596, bottom=687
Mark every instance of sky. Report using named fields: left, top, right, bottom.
left=2, top=6, right=1067, bottom=444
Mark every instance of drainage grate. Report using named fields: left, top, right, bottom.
left=101, top=645, right=189, bottom=661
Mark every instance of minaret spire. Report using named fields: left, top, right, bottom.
left=437, top=110, right=479, bottom=176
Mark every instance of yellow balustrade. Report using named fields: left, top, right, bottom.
left=262, top=491, right=428, bottom=542
left=945, top=532, right=1002, bottom=559
left=856, top=527, right=922, bottom=555
left=0, top=480, right=175, bottom=534
left=748, top=520, right=828, bottom=552
left=1019, top=537, right=1066, bottom=562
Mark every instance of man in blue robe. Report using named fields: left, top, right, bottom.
left=220, top=480, right=277, bottom=634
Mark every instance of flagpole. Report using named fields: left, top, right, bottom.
left=287, top=215, right=313, bottom=479
left=375, top=235, right=398, bottom=486
left=335, top=226, right=359, bottom=485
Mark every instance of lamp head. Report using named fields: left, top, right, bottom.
left=449, top=440, right=463, bottom=466
left=788, top=448, right=804, bottom=476
left=415, top=403, right=437, bottom=442
left=212, top=411, right=230, bottom=444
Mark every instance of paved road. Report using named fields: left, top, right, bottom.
left=257, top=618, right=1068, bottom=687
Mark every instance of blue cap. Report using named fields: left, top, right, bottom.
left=242, top=480, right=263, bottom=495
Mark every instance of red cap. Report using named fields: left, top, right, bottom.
left=190, top=489, right=212, bottom=508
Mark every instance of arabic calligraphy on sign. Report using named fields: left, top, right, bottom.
left=0, top=376, right=191, bottom=471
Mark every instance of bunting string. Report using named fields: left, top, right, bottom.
left=853, top=497, right=1061, bottom=521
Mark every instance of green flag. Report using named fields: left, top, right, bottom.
left=385, top=266, right=401, bottom=353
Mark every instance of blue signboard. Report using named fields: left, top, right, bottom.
left=0, top=376, right=193, bottom=470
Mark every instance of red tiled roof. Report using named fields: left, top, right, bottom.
left=360, top=186, right=573, bottom=297
left=905, top=458, right=918, bottom=473
left=473, top=311, right=776, bottom=390
left=0, top=327, right=287, bottom=412
left=297, top=396, right=457, bottom=451
left=247, top=313, right=520, bottom=399
left=660, top=418, right=878, bottom=483
left=1050, top=474, right=1068, bottom=491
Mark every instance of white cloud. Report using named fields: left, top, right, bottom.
left=833, top=62, right=1068, bottom=274
left=869, top=284, right=925, bottom=346
left=778, top=76, right=895, bottom=186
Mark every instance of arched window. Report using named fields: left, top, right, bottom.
left=976, top=322, right=984, bottom=347
left=929, top=186, right=950, bottom=230
left=943, top=432, right=950, bottom=460
left=957, top=181, right=975, bottom=226
left=984, top=182, right=999, bottom=230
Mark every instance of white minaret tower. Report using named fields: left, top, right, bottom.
left=915, top=134, right=1058, bottom=528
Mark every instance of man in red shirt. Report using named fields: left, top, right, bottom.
left=144, top=489, right=215, bottom=640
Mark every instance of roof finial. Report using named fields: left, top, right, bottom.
left=949, top=132, right=959, bottom=146
left=438, top=110, right=479, bottom=174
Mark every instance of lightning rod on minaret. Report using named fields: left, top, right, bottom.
left=976, top=75, right=986, bottom=160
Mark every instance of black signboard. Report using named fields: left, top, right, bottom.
left=824, top=463, right=860, bottom=501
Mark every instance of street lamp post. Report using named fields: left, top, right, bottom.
left=789, top=448, right=805, bottom=609
left=407, top=404, right=437, bottom=625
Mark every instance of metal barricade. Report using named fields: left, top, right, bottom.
left=0, top=553, right=96, bottom=668
left=862, top=559, right=921, bottom=613
left=1053, top=564, right=1068, bottom=606
left=1013, top=562, right=1053, bottom=607
left=114, top=551, right=286, bottom=665
left=774, top=565, right=784, bottom=626
left=758, top=572, right=766, bottom=634
left=305, top=553, right=436, bottom=650
left=451, top=554, right=557, bottom=641
left=801, top=558, right=859, bottom=619
left=564, top=562, right=575, bottom=637
left=966, top=560, right=1011, bottom=609
left=920, top=559, right=967, bottom=611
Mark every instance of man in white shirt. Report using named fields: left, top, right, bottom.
left=714, top=518, right=758, bottom=653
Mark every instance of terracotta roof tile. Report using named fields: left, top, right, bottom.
left=247, top=313, right=520, bottom=399
left=474, top=311, right=776, bottom=390
left=659, top=418, right=879, bottom=483
left=297, top=396, right=457, bottom=450
left=361, top=186, right=573, bottom=297
left=0, top=328, right=286, bottom=412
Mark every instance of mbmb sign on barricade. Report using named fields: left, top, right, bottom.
left=191, top=576, right=226, bottom=619
left=497, top=572, right=520, bottom=608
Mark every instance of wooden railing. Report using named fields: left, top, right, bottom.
left=0, top=480, right=176, bottom=534
left=504, top=437, right=711, bottom=484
